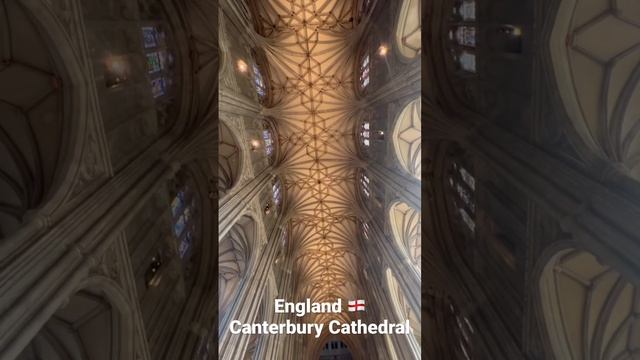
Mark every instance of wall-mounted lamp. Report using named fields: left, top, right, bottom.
left=250, top=139, right=261, bottom=151
left=104, top=54, right=130, bottom=88
left=378, top=44, right=389, bottom=57
left=237, top=59, right=249, bottom=73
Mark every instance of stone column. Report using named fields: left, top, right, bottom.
left=218, top=216, right=286, bottom=359
left=368, top=162, right=421, bottom=210
left=219, top=169, right=273, bottom=238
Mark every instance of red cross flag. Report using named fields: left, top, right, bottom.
left=348, top=299, right=365, bottom=312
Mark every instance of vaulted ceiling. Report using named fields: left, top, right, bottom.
left=252, top=0, right=363, bottom=324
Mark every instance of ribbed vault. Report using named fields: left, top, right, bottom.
left=252, top=0, right=362, bottom=325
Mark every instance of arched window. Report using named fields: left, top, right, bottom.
left=449, top=0, right=478, bottom=73
left=141, top=25, right=176, bottom=100
left=393, top=99, right=421, bottom=179
left=361, top=120, right=371, bottom=147
left=272, top=177, right=283, bottom=207
left=448, top=161, right=476, bottom=234
left=454, top=0, right=476, bottom=21
left=253, top=62, right=267, bottom=101
left=450, top=26, right=477, bottom=48
left=361, top=220, right=371, bottom=240
left=219, top=216, right=255, bottom=316
left=360, top=172, right=371, bottom=198
left=448, top=300, right=475, bottom=360
left=396, top=0, right=422, bottom=59
left=0, top=1, right=65, bottom=239
left=218, top=122, right=241, bottom=197
left=386, top=269, right=421, bottom=358
left=359, top=53, right=371, bottom=90
left=389, top=202, right=421, bottom=273
left=263, top=127, right=274, bottom=158
left=540, top=249, right=640, bottom=360
left=170, top=186, right=198, bottom=260
left=319, top=339, right=353, bottom=359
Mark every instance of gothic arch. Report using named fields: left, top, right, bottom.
left=218, top=120, right=243, bottom=197
left=539, top=247, right=640, bottom=360
left=16, top=277, right=135, bottom=360
left=385, top=268, right=421, bottom=358
left=218, top=215, right=257, bottom=318
left=388, top=201, right=421, bottom=274
left=393, top=98, right=422, bottom=179
left=550, top=0, right=640, bottom=181
left=0, top=0, right=90, bottom=239
left=395, top=0, right=422, bottom=60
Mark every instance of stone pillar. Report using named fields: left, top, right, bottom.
left=219, top=169, right=272, bottom=238
left=218, top=216, right=286, bottom=359
left=368, top=162, right=421, bottom=210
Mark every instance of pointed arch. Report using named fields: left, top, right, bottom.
left=393, top=99, right=422, bottom=179
left=218, top=121, right=242, bottom=197
left=550, top=0, right=640, bottom=181
left=386, top=268, right=421, bottom=358
left=389, top=201, right=421, bottom=274
left=539, top=248, right=640, bottom=360
left=218, top=215, right=256, bottom=316
left=395, top=0, right=422, bottom=59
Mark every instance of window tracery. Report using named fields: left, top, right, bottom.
left=361, top=121, right=371, bottom=147
left=272, top=177, right=283, bottom=207
left=263, top=128, right=274, bottom=158
left=449, top=1, right=477, bottom=73
left=448, top=301, right=474, bottom=360
left=359, top=53, right=371, bottom=90
left=140, top=25, right=175, bottom=99
left=396, top=0, right=422, bottom=59
left=540, top=249, right=640, bottom=360
left=550, top=0, right=640, bottom=181
left=170, top=186, right=198, bottom=260
left=361, top=172, right=371, bottom=198
left=448, top=162, right=476, bottom=234
left=253, top=62, right=267, bottom=102
left=454, top=0, right=476, bottom=21
left=361, top=221, right=371, bottom=240
left=393, top=99, right=422, bottom=179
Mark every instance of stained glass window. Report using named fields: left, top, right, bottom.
left=455, top=26, right=476, bottom=47
left=362, top=221, right=370, bottom=240
left=359, top=54, right=370, bottom=89
left=459, top=167, right=476, bottom=190
left=361, top=173, right=370, bottom=198
left=459, top=51, right=476, bottom=73
left=179, top=232, right=193, bottom=258
left=151, top=78, right=167, bottom=98
left=272, top=178, right=282, bottom=206
left=142, top=26, right=158, bottom=48
left=361, top=121, right=370, bottom=147
left=140, top=25, right=174, bottom=101
left=450, top=162, right=476, bottom=234
left=147, top=52, right=162, bottom=73
left=253, top=63, right=267, bottom=99
left=459, top=0, right=476, bottom=21
left=263, top=129, right=274, bottom=157
left=171, top=186, right=198, bottom=260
